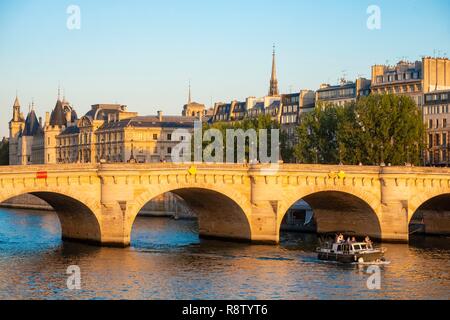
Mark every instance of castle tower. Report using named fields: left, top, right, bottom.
left=18, top=103, right=43, bottom=165
left=9, top=95, right=25, bottom=165
left=44, top=90, right=68, bottom=164
left=268, top=45, right=279, bottom=96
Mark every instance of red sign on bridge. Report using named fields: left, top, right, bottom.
left=36, top=171, right=48, bottom=179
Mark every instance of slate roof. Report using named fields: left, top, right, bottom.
left=49, top=100, right=67, bottom=126
left=99, top=116, right=199, bottom=131
left=22, top=110, right=42, bottom=136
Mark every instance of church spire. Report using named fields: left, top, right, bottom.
left=188, top=80, right=192, bottom=104
left=13, top=93, right=20, bottom=108
left=269, top=44, right=279, bottom=96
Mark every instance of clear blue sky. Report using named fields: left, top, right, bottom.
left=1, top=0, right=449, bottom=137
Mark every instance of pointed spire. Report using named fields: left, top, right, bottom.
left=13, top=94, right=20, bottom=107
left=57, top=84, right=61, bottom=101
left=31, top=98, right=35, bottom=111
left=269, top=44, right=279, bottom=96
left=188, top=80, right=192, bottom=104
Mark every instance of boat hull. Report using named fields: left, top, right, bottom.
left=317, top=251, right=384, bottom=264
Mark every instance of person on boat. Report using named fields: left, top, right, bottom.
left=351, top=237, right=356, bottom=243
left=365, top=236, right=373, bottom=249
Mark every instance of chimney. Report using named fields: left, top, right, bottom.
left=157, top=110, right=163, bottom=121
left=45, top=112, right=50, bottom=126
left=65, top=111, right=72, bottom=124
left=39, top=117, right=43, bottom=127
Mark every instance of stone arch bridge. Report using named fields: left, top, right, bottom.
left=0, top=163, right=449, bottom=247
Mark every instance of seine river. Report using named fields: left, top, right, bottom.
left=0, top=208, right=449, bottom=300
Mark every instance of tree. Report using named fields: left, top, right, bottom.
left=198, top=114, right=281, bottom=163
left=0, top=138, right=9, bottom=165
left=294, top=94, right=424, bottom=166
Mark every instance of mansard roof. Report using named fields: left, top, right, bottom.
left=99, top=116, right=199, bottom=130
left=60, top=126, right=80, bottom=135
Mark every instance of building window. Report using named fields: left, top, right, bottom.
left=167, top=134, right=172, bottom=141
left=444, top=119, right=447, bottom=128
left=153, top=134, right=158, bottom=140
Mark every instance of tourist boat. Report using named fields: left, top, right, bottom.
left=316, top=240, right=386, bottom=264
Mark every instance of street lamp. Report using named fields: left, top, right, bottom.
left=100, top=138, right=106, bottom=163
left=129, top=139, right=136, bottom=163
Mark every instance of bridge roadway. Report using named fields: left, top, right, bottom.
left=0, top=163, right=449, bottom=246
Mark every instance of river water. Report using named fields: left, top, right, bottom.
left=0, top=208, right=449, bottom=300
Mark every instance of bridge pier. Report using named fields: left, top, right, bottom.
left=378, top=202, right=409, bottom=242
left=379, top=174, right=410, bottom=243
left=248, top=200, right=279, bottom=244
left=99, top=201, right=133, bottom=247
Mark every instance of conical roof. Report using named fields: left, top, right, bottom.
left=13, top=96, right=20, bottom=108
left=23, top=109, right=42, bottom=136
left=49, top=99, right=67, bottom=126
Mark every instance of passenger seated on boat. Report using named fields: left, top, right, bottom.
left=365, top=236, right=373, bottom=249
left=351, top=237, right=356, bottom=243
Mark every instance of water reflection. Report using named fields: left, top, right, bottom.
left=0, top=208, right=449, bottom=300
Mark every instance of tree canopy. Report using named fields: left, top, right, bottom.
left=293, top=94, right=424, bottom=166
left=0, top=139, right=9, bottom=165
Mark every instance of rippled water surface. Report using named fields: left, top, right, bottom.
left=0, top=208, right=449, bottom=300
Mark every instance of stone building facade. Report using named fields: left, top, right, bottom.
left=9, top=95, right=201, bottom=165
left=315, top=78, right=371, bottom=106
left=370, top=57, right=450, bottom=108
left=280, top=90, right=315, bottom=145
left=424, top=90, right=450, bottom=166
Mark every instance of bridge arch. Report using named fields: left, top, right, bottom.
left=0, top=189, right=102, bottom=244
left=278, top=188, right=382, bottom=240
left=409, top=193, right=450, bottom=237
left=130, top=185, right=253, bottom=242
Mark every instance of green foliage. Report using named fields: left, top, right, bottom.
left=198, top=114, right=281, bottom=162
left=0, top=139, right=9, bottom=165
left=294, top=94, right=424, bottom=166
